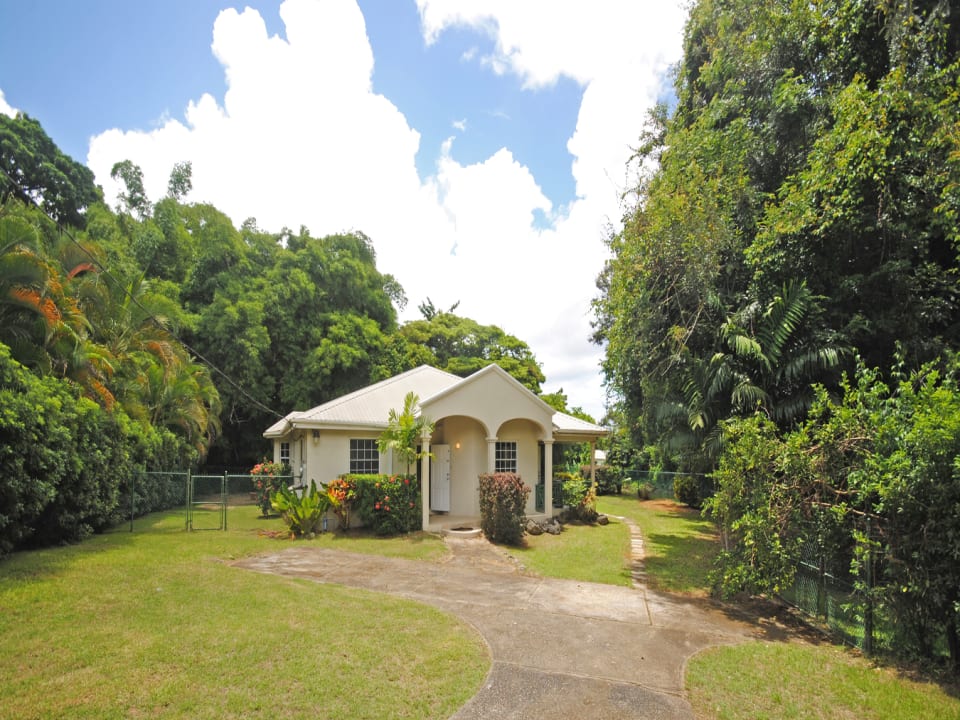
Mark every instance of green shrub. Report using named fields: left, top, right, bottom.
left=674, top=474, right=701, bottom=508
left=581, top=464, right=621, bottom=494
left=637, top=482, right=654, bottom=500
left=558, top=472, right=587, bottom=507
left=271, top=479, right=331, bottom=537
left=0, top=350, right=66, bottom=553
left=559, top=473, right=598, bottom=522
left=0, top=341, right=202, bottom=555
left=32, top=394, right=125, bottom=545
left=350, top=474, right=420, bottom=535
left=478, top=472, right=529, bottom=545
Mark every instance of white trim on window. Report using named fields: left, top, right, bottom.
left=495, top=441, right=517, bottom=473
left=349, top=438, right=380, bottom=474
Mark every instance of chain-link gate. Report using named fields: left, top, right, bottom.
left=186, top=472, right=228, bottom=531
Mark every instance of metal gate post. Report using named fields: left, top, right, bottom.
left=222, top=472, right=228, bottom=531
left=185, top=469, right=193, bottom=531
left=129, top=471, right=135, bottom=533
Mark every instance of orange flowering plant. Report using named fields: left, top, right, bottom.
left=326, top=476, right=357, bottom=530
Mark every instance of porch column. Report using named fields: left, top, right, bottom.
left=590, top=439, right=597, bottom=487
left=486, top=437, right=498, bottom=474
left=543, top=440, right=554, bottom=515
left=421, top=435, right=431, bottom=531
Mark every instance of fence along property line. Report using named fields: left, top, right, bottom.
left=134, top=471, right=294, bottom=532
left=626, top=469, right=713, bottom=499
left=612, top=469, right=886, bottom=655
left=778, top=522, right=885, bottom=655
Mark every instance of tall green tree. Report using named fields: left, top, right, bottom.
left=399, top=309, right=545, bottom=393
left=595, top=0, right=960, bottom=467
left=0, top=113, right=101, bottom=228
left=110, top=160, right=151, bottom=220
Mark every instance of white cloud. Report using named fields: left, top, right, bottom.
left=86, top=0, right=687, bottom=421
left=415, top=0, right=686, bottom=417
left=0, top=89, right=17, bottom=118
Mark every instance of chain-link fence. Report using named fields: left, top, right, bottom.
left=623, top=469, right=713, bottom=501
left=778, top=523, right=888, bottom=653
left=123, top=471, right=294, bottom=532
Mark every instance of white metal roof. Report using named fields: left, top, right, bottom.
left=263, top=364, right=608, bottom=439
left=551, top=410, right=608, bottom=440
left=263, top=365, right=461, bottom=436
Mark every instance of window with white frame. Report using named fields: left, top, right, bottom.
left=280, top=442, right=290, bottom=465
left=350, top=439, right=380, bottom=474
left=495, top=441, right=517, bottom=473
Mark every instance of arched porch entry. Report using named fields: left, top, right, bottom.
left=425, top=415, right=488, bottom=522
left=422, top=415, right=554, bottom=531
left=418, top=365, right=556, bottom=531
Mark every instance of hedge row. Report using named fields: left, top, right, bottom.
left=0, top=344, right=193, bottom=555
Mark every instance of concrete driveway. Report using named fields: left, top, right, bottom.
left=233, top=535, right=761, bottom=719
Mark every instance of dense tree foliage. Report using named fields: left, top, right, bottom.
left=595, top=0, right=960, bottom=470
left=708, top=356, right=960, bottom=668
left=399, top=303, right=545, bottom=393
left=0, top=113, right=101, bottom=227
left=594, top=0, right=960, bottom=666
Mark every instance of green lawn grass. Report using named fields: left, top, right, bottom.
left=591, top=494, right=960, bottom=718
left=597, top=494, right=719, bottom=594
left=687, top=641, right=960, bottom=720
left=505, top=517, right=632, bottom=586
left=502, top=495, right=716, bottom=590
left=0, top=505, right=487, bottom=720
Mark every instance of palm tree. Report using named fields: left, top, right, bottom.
left=143, top=357, right=222, bottom=461
left=0, top=212, right=54, bottom=366
left=714, top=280, right=845, bottom=424
left=657, top=280, right=845, bottom=469
left=0, top=211, right=114, bottom=406
left=378, top=391, right=434, bottom=475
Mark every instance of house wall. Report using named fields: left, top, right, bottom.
left=497, top=418, right=542, bottom=515
left=273, top=434, right=308, bottom=478
left=423, top=368, right=554, bottom=443
left=274, top=430, right=392, bottom=485
left=427, top=416, right=544, bottom=517
left=274, top=429, right=388, bottom=530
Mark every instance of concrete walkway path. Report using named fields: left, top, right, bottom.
left=233, top=530, right=763, bottom=719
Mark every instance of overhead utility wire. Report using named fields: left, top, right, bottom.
left=1, top=168, right=285, bottom=419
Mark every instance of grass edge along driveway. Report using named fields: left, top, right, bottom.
left=0, top=507, right=488, bottom=720
left=600, top=495, right=960, bottom=720
left=507, top=493, right=959, bottom=720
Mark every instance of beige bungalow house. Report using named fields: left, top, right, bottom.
left=263, top=363, right=608, bottom=531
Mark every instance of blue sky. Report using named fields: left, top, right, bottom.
left=0, top=0, right=687, bottom=418
left=1, top=0, right=580, bottom=214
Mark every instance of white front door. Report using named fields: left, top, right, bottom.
left=430, top=444, right=451, bottom=512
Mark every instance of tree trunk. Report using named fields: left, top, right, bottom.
left=947, top=619, right=960, bottom=674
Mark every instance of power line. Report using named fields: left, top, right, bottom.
left=1, top=167, right=285, bottom=419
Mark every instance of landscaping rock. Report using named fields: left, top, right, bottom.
left=597, top=514, right=609, bottom=526
left=525, top=520, right=543, bottom=536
